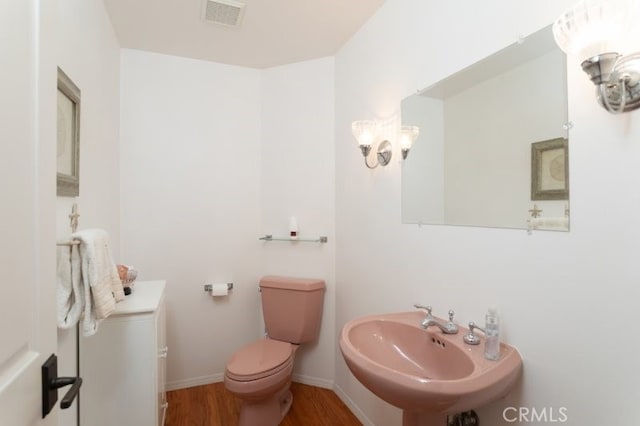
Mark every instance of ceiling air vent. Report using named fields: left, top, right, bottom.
left=203, top=0, right=246, bottom=27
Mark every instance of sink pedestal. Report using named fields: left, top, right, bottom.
left=402, top=411, right=446, bottom=426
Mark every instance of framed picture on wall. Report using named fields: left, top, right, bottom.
left=57, top=67, right=80, bottom=197
left=531, top=137, right=568, bottom=200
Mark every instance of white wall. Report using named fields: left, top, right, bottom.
left=55, top=1, right=121, bottom=424
left=334, top=0, right=640, bottom=425
left=119, top=49, right=263, bottom=389
left=119, top=52, right=336, bottom=390
left=56, top=0, right=121, bottom=246
left=261, top=57, right=336, bottom=386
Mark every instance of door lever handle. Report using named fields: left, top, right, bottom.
left=42, top=354, right=83, bottom=417
left=50, top=376, right=83, bottom=409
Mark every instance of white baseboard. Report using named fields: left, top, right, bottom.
left=166, top=373, right=224, bottom=392
left=291, top=373, right=333, bottom=389
left=166, top=373, right=332, bottom=392
left=333, top=383, right=375, bottom=426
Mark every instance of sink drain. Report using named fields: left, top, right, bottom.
left=447, top=410, right=479, bottom=426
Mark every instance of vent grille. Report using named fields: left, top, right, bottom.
left=203, top=0, right=245, bottom=27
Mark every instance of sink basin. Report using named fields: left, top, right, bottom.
left=339, top=311, right=522, bottom=425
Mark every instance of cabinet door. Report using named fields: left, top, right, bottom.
left=80, top=315, right=156, bottom=426
left=156, top=300, right=168, bottom=426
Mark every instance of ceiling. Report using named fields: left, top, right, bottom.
left=103, top=0, right=386, bottom=69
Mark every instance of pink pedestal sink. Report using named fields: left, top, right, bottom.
left=339, top=311, right=522, bottom=426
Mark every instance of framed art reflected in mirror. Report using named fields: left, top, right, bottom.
left=531, top=137, right=568, bottom=201
left=57, top=67, right=80, bottom=197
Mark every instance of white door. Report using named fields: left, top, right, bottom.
left=0, top=0, right=58, bottom=425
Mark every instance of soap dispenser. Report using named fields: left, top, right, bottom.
left=484, top=307, right=500, bottom=360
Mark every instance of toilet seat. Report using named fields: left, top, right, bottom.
left=225, top=339, right=293, bottom=382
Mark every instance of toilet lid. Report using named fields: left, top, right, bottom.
left=226, top=339, right=293, bottom=382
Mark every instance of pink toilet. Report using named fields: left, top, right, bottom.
left=224, top=276, right=325, bottom=426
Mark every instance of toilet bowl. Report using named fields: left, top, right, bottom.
left=224, top=339, right=298, bottom=425
left=224, top=276, right=325, bottom=426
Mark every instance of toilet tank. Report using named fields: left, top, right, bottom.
left=259, top=276, right=325, bottom=344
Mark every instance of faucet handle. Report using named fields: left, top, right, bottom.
left=443, top=309, right=459, bottom=334
left=463, top=321, right=485, bottom=345
left=414, top=304, right=433, bottom=317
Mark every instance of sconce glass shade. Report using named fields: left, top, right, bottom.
left=552, top=0, right=635, bottom=60
left=351, top=120, right=394, bottom=168
left=553, top=0, right=640, bottom=113
left=351, top=120, right=378, bottom=156
left=399, top=126, right=420, bottom=160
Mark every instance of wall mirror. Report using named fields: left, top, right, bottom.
left=401, top=25, right=569, bottom=231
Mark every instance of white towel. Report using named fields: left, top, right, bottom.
left=56, top=244, right=84, bottom=329
left=72, top=229, right=125, bottom=336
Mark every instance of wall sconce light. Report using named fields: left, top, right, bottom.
left=399, top=126, right=420, bottom=159
left=351, top=121, right=420, bottom=168
left=351, top=120, right=392, bottom=169
left=553, top=0, right=640, bottom=113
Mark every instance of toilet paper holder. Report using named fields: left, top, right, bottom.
left=204, top=283, right=234, bottom=292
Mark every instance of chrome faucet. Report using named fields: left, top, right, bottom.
left=414, top=305, right=459, bottom=334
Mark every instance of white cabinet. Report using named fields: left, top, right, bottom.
left=80, top=280, right=167, bottom=426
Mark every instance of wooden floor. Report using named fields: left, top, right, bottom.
left=165, top=382, right=362, bottom=426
